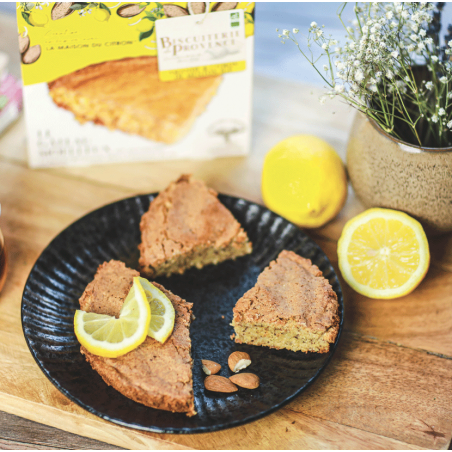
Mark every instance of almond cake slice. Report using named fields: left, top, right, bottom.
left=79, top=260, right=196, bottom=416
left=138, top=175, right=252, bottom=278
left=231, top=250, right=340, bottom=353
left=48, top=56, right=222, bottom=143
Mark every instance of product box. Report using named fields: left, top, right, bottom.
left=17, top=2, right=255, bottom=167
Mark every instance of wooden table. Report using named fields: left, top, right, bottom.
left=1, top=14, right=452, bottom=452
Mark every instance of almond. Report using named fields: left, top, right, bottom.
left=228, top=351, right=251, bottom=373
left=51, top=2, right=75, bottom=20
left=117, top=4, right=146, bottom=18
left=202, top=359, right=221, bottom=375
left=212, top=2, right=238, bottom=12
left=204, top=375, right=238, bottom=393
left=229, top=373, right=260, bottom=389
left=188, top=2, right=206, bottom=14
left=18, top=33, right=30, bottom=55
left=163, top=4, right=189, bottom=17
left=22, top=45, right=41, bottom=65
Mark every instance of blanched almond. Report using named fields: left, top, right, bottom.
left=228, top=351, right=251, bottom=373
left=204, top=375, right=238, bottom=393
left=229, top=373, right=260, bottom=389
left=202, top=359, right=221, bottom=375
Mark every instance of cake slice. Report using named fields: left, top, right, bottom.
left=232, top=250, right=339, bottom=353
left=48, top=56, right=222, bottom=143
left=139, top=174, right=252, bottom=278
left=79, top=260, right=196, bottom=416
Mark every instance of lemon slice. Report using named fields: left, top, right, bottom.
left=338, top=208, right=430, bottom=299
left=138, top=277, right=175, bottom=344
left=74, top=277, right=151, bottom=358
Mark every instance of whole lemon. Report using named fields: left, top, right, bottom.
left=29, top=10, right=49, bottom=27
left=93, top=8, right=110, bottom=22
left=137, top=19, right=154, bottom=33
left=261, top=135, right=348, bottom=228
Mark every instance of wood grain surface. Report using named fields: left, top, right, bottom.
left=1, top=13, right=452, bottom=451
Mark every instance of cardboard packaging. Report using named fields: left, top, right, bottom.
left=17, top=2, right=254, bottom=167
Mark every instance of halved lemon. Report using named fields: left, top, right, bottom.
left=338, top=208, right=430, bottom=299
left=74, top=277, right=151, bottom=358
left=138, top=277, right=175, bottom=344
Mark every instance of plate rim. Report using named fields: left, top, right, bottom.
left=21, top=192, right=344, bottom=434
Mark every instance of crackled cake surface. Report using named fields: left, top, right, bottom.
left=139, top=174, right=252, bottom=278
left=232, top=250, right=339, bottom=353
left=79, top=260, right=196, bottom=416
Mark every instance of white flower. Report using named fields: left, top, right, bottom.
left=282, top=29, right=289, bottom=36
left=391, top=50, right=399, bottom=58
left=390, top=21, right=397, bottom=29
left=405, top=76, right=410, bottom=82
left=319, top=95, right=327, bottom=104
left=431, top=114, right=438, bottom=123
left=419, top=29, right=426, bottom=37
left=322, top=43, right=328, bottom=50
left=425, top=81, right=433, bottom=89
left=369, top=84, right=378, bottom=92
left=355, top=70, right=364, bottom=82
left=425, top=37, right=433, bottom=45
left=407, top=44, right=415, bottom=52
left=293, top=28, right=299, bottom=34
left=349, top=42, right=356, bottom=49
left=311, top=21, right=317, bottom=28
left=417, top=42, right=425, bottom=51
left=316, top=30, right=323, bottom=38
left=401, top=10, right=409, bottom=19
left=334, top=84, right=345, bottom=93
left=386, top=69, right=393, bottom=79
left=448, top=92, right=452, bottom=99
left=438, top=108, right=446, bottom=116
left=440, top=76, right=448, bottom=83
left=410, top=34, right=418, bottom=42
left=386, top=11, right=393, bottom=19
left=447, top=120, right=452, bottom=129
left=337, top=62, right=345, bottom=71
left=347, top=26, right=354, bottom=33
left=362, top=26, right=369, bottom=34
left=323, top=65, right=328, bottom=71
left=432, top=56, right=439, bottom=62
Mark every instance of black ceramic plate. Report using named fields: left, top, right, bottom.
left=22, top=194, right=343, bottom=434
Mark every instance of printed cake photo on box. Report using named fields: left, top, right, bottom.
left=17, top=2, right=255, bottom=167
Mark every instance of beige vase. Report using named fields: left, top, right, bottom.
left=347, top=113, right=452, bottom=235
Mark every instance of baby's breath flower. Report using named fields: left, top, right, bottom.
left=419, top=29, right=426, bottom=37
left=440, top=76, right=448, bottom=84
left=354, top=70, right=364, bottom=82
left=438, top=108, right=446, bottom=116
left=432, top=55, right=439, bottom=62
left=311, top=21, right=317, bottom=28
left=282, top=29, right=289, bottom=36
left=334, top=84, right=345, bottom=93
left=293, top=28, right=299, bottom=34
left=323, top=64, right=328, bottom=71
left=425, top=81, right=434, bottom=90
left=447, top=120, right=452, bottom=129
left=431, top=114, right=439, bottom=123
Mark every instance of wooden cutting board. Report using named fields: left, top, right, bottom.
left=1, top=14, right=452, bottom=450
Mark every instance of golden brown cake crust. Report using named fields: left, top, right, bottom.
left=138, top=174, right=252, bottom=277
left=79, top=260, right=196, bottom=416
left=233, top=250, right=340, bottom=350
left=47, top=56, right=222, bottom=143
